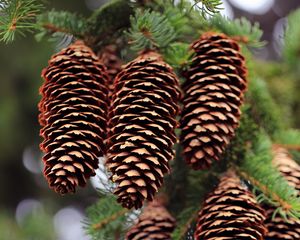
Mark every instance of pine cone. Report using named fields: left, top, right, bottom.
left=265, top=207, right=300, bottom=240
left=106, top=51, right=181, bottom=209
left=194, top=171, right=267, bottom=240
left=125, top=199, right=176, bottom=240
left=180, top=32, right=247, bottom=170
left=264, top=146, right=300, bottom=239
left=39, top=41, right=109, bottom=194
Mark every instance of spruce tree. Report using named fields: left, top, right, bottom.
left=2, top=0, right=300, bottom=239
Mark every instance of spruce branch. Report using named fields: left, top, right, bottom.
left=85, top=195, right=130, bottom=240
left=237, top=132, right=300, bottom=219
left=209, top=14, right=265, bottom=47
left=92, top=208, right=128, bottom=230
left=0, top=0, right=43, bottom=43
left=192, top=0, right=223, bottom=18
left=171, top=206, right=198, bottom=240
left=87, top=0, right=133, bottom=46
left=163, top=42, right=193, bottom=69
left=35, top=10, right=87, bottom=42
left=127, top=9, right=176, bottom=51
left=284, top=9, right=300, bottom=69
left=274, top=129, right=300, bottom=151
left=247, top=77, right=284, bottom=138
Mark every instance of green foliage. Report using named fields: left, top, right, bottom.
left=275, top=129, right=300, bottom=146
left=0, top=0, right=43, bottom=43
left=163, top=42, right=193, bottom=69
left=172, top=206, right=198, bottom=240
left=35, top=10, right=87, bottom=42
left=224, top=105, right=260, bottom=164
left=192, top=0, right=223, bottom=18
left=208, top=14, right=265, bottom=47
left=247, top=77, right=284, bottom=138
left=163, top=3, right=192, bottom=38
left=238, top=132, right=300, bottom=219
left=87, top=0, right=133, bottom=45
left=85, top=194, right=130, bottom=240
left=284, top=9, right=300, bottom=70
left=0, top=209, right=56, bottom=240
left=127, top=9, right=176, bottom=51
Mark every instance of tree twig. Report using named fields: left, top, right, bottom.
left=92, top=208, right=128, bottom=230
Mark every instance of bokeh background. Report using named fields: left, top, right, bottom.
left=1, top=0, right=300, bottom=239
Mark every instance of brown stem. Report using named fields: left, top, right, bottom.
left=42, top=23, right=82, bottom=37
left=92, top=208, right=128, bottom=230
left=274, top=143, right=300, bottom=151
left=238, top=170, right=293, bottom=211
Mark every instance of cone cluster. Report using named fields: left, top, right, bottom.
left=106, top=51, right=181, bottom=209
left=126, top=199, right=176, bottom=240
left=264, top=146, right=300, bottom=239
left=194, top=171, right=267, bottom=240
left=180, top=33, right=247, bottom=170
left=39, top=41, right=109, bottom=194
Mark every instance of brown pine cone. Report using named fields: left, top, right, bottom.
left=194, top=171, right=267, bottom=240
left=39, top=41, right=109, bottom=194
left=125, top=199, right=176, bottom=240
left=264, top=146, right=300, bottom=239
left=180, top=32, right=247, bottom=170
left=265, top=207, right=300, bottom=240
left=106, top=51, right=181, bottom=209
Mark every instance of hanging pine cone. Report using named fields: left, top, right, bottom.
left=125, top=199, right=176, bottom=240
left=264, top=146, right=300, bottom=239
left=39, top=41, right=109, bottom=194
left=194, top=171, right=267, bottom=240
left=106, top=51, right=181, bottom=209
left=180, top=32, right=247, bottom=170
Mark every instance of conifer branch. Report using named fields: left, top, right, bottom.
left=275, top=129, right=300, bottom=147
left=247, top=77, right=284, bottom=138
left=87, top=0, right=133, bottom=46
left=237, top=133, right=300, bottom=218
left=92, top=208, right=128, bottom=230
left=0, top=0, right=43, bottom=43
left=284, top=9, right=300, bottom=69
left=35, top=10, right=87, bottom=42
left=171, top=206, right=198, bottom=240
left=208, top=14, right=265, bottom=47
left=127, top=9, right=176, bottom=51
left=273, top=144, right=300, bottom=152
left=192, top=0, right=223, bottom=18
left=85, top=195, right=130, bottom=240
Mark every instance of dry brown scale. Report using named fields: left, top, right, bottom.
left=194, top=171, right=267, bottom=240
left=180, top=32, right=247, bottom=170
left=106, top=51, right=181, bottom=209
left=39, top=41, right=109, bottom=194
left=264, top=146, right=300, bottom=239
left=125, top=199, right=176, bottom=240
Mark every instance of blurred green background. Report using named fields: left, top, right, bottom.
left=0, top=0, right=300, bottom=239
